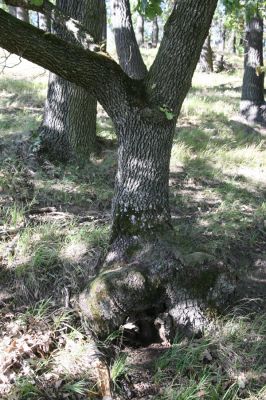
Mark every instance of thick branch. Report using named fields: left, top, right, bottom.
left=3, top=0, right=99, bottom=49
left=145, top=0, right=218, bottom=113
left=0, top=9, right=132, bottom=121
left=111, top=0, right=147, bottom=79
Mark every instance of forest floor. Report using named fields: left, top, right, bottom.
left=0, top=52, right=265, bottom=400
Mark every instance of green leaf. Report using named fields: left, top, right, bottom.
left=165, top=111, right=174, bottom=120
left=159, top=105, right=175, bottom=120
left=30, top=0, right=44, bottom=6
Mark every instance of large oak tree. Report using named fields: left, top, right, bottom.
left=0, top=0, right=235, bottom=341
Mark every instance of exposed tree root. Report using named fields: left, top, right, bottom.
left=79, top=235, right=236, bottom=344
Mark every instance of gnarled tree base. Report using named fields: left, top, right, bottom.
left=79, top=234, right=236, bottom=344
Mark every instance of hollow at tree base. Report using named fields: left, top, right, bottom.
left=79, top=235, right=236, bottom=343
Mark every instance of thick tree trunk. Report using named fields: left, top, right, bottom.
left=8, top=6, right=16, bottom=16
left=135, top=13, right=144, bottom=47
left=16, top=7, right=29, bottom=22
left=198, top=35, right=213, bottom=72
left=39, top=0, right=106, bottom=161
left=152, top=17, right=159, bottom=48
left=109, top=115, right=174, bottom=259
left=38, top=12, right=51, bottom=32
left=80, top=113, right=235, bottom=340
left=111, top=0, right=147, bottom=79
left=240, top=17, right=265, bottom=125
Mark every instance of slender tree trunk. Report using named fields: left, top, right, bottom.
left=8, top=6, right=16, bottom=17
left=240, top=17, right=265, bottom=125
left=16, top=7, right=29, bottom=22
left=111, top=0, right=147, bottom=79
left=232, top=33, right=236, bottom=54
left=152, top=17, right=159, bottom=48
left=222, top=28, right=226, bottom=52
left=38, top=12, right=51, bottom=32
left=198, top=35, right=213, bottom=72
left=136, top=13, right=144, bottom=46
left=39, top=0, right=106, bottom=161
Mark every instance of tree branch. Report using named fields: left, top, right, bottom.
left=111, top=0, right=147, bottom=79
left=3, top=0, right=100, bottom=50
left=0, top=9, right=133, bottom=121
left=145, top=0, right=218, bottom=113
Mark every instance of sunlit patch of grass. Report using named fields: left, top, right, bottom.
left=9, top=377, right=43, bottom=400
left=0, top=77, right=46, bottom=108
left=111, top=353, right=129, bottom=390
left=154, top=314, right=266, bottom=400
left=1, top=203, right=25, bottom=226
left=65, top=223, right=110, bottom=251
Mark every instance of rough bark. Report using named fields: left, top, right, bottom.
left=152, top=17, right=159, bottom=48
left=16, top=6, right=29, bottom=22
left=240, top=17, right=265, bottom=125
left=4, top=0, right=98, bottom=51
left=0, top=1, right=235, bottom=343
left=39, top=0, right=106, bottom=161
left=111, top=0, right=147, bottom=79
left=135, top=13, right=144, bottom=46
left=198, top=35, right=213, bottom=73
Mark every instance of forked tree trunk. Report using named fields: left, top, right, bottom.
left=136, top=13, right=144, bottom=46
left=240, top=17, right=265, bottom=125
left=152, top=17, right=159, bottom=47
left=111, top=0, right=147, bottom=79
left=198, top=35, right=213, bottom=72
left=39, top=0, right=106, bottom=161
left=16, top=7, right=29, bottom=22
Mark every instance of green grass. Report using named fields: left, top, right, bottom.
left=154, top=314, right=266, bottom=400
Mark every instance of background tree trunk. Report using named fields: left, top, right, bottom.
left=111, top=0, right=147, bottom=79
left=198, top=35, right=213, bottom=72
left=135, top=13, right=144, bottom=46
left=38, top=12, right=51, bottom=32
left=8, top=6, right=16, bottom=17
left=39, top=0, right=106, bottom=161
left=152, top=17, right=159, bottom=48
left=240, top=17, right=265, bottom=125
left=16, top=7, right=29, bottom=22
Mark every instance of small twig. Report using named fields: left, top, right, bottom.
left=0, top=50, right=22, bottom=74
